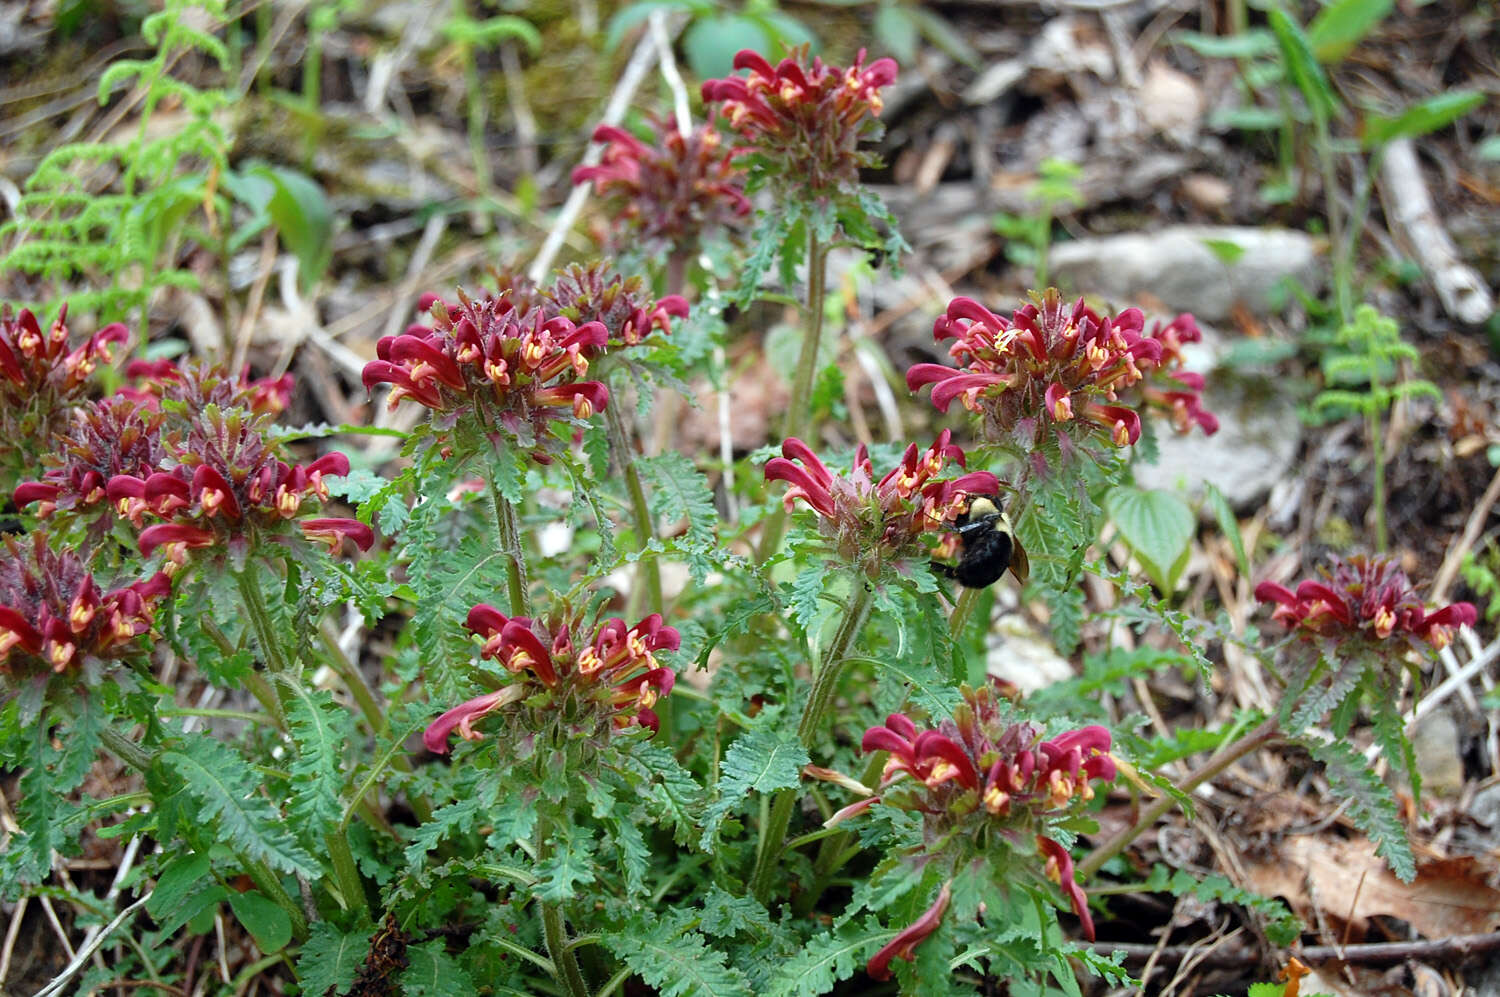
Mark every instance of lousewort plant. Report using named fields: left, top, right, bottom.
left=1, top=25, right=1482, bottom=997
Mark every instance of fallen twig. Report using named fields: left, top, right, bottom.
left=1091, top=929, right=1500, bottom=968
left=1379, top=139, right=1496, bottom=325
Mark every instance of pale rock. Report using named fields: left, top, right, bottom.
left=987, top=614, right=1075, bottom=694
left=1412, top=707, right=1466, bottom=798
left=1050, top=225, right=1324, bottom=321
left=1181, top=173, right=1233, bottom=214
left=1139, top=61, right=1204, bottom=142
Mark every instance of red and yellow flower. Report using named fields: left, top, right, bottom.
left=851, top=686, right=1117, bottom=940
left=908, top=289, right=1217, bottom=453
left=0, top=532, right=169, bottom=678
left=763, top=431, right=998, bottom=572
left=572, top=118, right=751, bottom=256
left=701, top=47, right=897, bottom=196
left=424, top=607, right=680, bottom=753
left=1255, top=554, right=1476, bottom=651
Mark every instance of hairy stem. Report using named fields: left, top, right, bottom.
left=749, top=578, right=876, bottom=903
left=757, top=230, right=829, bottom=563
left=1076, top=717, right=1280, bottom=881
left=537, top=815, right=592, bottom=997
left=605, top=395, right=664, bottom=616
left=240, top=852, right=310, bottom=942
left=492, top=480, right=531, bottom=618
left=1370, top=408, right=1387, bottom=553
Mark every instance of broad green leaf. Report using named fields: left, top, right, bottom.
left=874, top=5, right=918, bottom=65
left=244, top=164, right=333, bottom=293
left=227, top=890, right=292, bottom=953
left=684, top=15, right=770, bottom=80
left=1361, top=91, right=1486, bottom=149
left=1107, top=486, right=1195, bottom=594
left=1200, top=238, right=1246, bottom=264
left=1268, top=6, right=1339, bottom=122
left=1478, top=136, right=1500, bottom=160
left=605, top=1, right=711, bottom=52
left=1306, top=0, right=1391, bottom=63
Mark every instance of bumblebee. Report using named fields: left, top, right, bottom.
left=935, top=495, right=1029, bottom=589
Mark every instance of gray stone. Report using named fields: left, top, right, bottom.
left=1050, top=226, right=1324, bottom=321
left=1134, top=369, right=1302, bottom=510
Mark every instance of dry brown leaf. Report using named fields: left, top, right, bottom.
left=1244, top=837, right=1500, bottom=941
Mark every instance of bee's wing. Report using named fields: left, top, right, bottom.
left=1003, top=516, right=1029, bottom=585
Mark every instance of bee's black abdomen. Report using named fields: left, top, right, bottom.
left=950, top=529, right=1013, bottom=588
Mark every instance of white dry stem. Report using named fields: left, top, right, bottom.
left=1378, top=139, right=1495, bottom=325
left=527, top=21, right=664, bottom=282
left=1362, top=630, right=1500, bottom=763
left=649, top=10, right=692, bottom=138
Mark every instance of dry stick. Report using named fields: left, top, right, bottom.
left=527, top=26, right=663, bottom=283
left=1091, top=930, right=1500, bottom=969
left=32, top=894, right=154, bottom=997
left=1076, top=718, right=1280, bottom=881
left=1379, top=139, right=1496, bottom=325
left=649, top=10, right=692, bottom=138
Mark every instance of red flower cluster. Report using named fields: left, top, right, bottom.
left=15, top=395, right=167, bottom=523
left=907, top=289, right=1217, bottom=453
left=701, top=48, right=897, bottom=195
left=763, top=431, right=998, bottom=571
left=0, top=532, right=169, bottom=678
left=851, top=687, right=1116, bottom=941
left=572, top=119, right=751, bottom=256
left=119, top=358, right=295, bottom=417
left=1255, top=554, right=1476, bottom=651
left=545, top=264, right=690, bottom=348
left=104, top=405, right=370, bottom=565
left=0, top=305, right=128, bottom=477
left=362, top=288, right=610, bottom=456
left=424, top=607, right=680, bottom=752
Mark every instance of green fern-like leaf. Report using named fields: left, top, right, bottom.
left=613, top=740, right=703, bottom=846
left=1285, top=650, right=1365, bottom=734
left=163, top=740, right=318, bottom=877
left=1307, top=738, right=1415, bottom=881
left=1140, top=865, right=1302, bottom=945
left=282, top=682, right=354, bottom=836
left=295, top=919, right=373, bottom=997
left=602, top=910, right=753, bottom=997
left=700, top=718, right=809, bottom=849
left=402, top=938, right=478, bottom=996
left=641, top=452, right=718, bottom=542
left=765, top=917, right=887, bottom=997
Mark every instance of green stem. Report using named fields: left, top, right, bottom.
left=1370, top=409, right=1387, bottom=552
left=1313, top=110, right=1350, bottom=324
left=491, top=480, right=531, bottom=618
left=324, top=830, right=370, bottom=921
left=98, top=724, right=154, bottom=774
left=796, top=744, right=887, bottom=916
left=605, top=395, right=664, bottom=617
left=948, top=588, right=982, bottom=649
left=749, top=578, right=876, bottom=904
left=757, top=230, right=830, bottom=564
left=318, top=620, right=385, bottom=734
left=1075, top=717, right=1279, bottom=881
left=237, top=568, right=291, bottom=674
left=536, top=816, right=591, bottom=997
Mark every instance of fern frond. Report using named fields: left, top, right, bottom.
left=164, top=740, right=318, bottom=877
left=1307, top=737, right=1415, bottom=881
